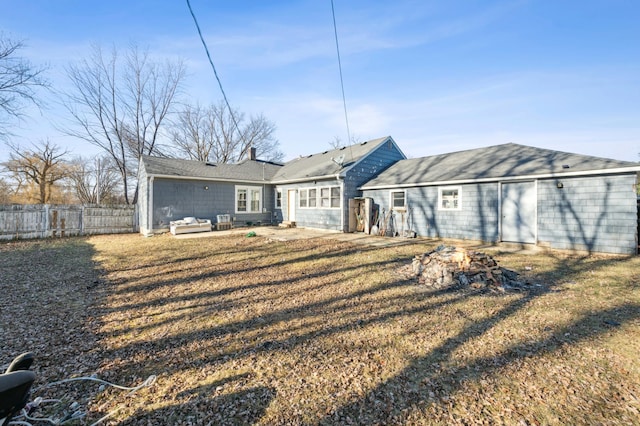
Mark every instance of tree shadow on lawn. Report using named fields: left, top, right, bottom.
left=100, top=238, right=407, bottom=316
left=90, top=238, right=639, bottom=424
left=316, top=251, right=640, bottom=424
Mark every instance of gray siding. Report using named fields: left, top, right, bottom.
left=364, top=183, right=499, bottom=241
left=277, top=180, right=342, bottom=231
left=276, top=140, right=405, bottom=232
left=341, top=141, right=406, bottom=231
left=151, top=178, right=276, bottom=231
left=537, top=174, right=638, bottom=254
left=365, top=174, right=638, bottom=255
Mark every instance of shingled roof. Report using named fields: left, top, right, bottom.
left=361, top=143, right=640, bottom=189
left=140, top=156, right=282, bottom=183
left=271, top=136, right=398, bottom=183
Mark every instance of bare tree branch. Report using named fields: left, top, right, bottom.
left=170, top=101, right=283, bottom=163
left=0, top=33, right=49, bottom=138
left=67, top=155, right=121, bottom=204
left=60, top=44, right=185, bottom=204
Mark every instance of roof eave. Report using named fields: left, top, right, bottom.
left=271, top=174, right=341, bottom=185
left=360, top=166, right=640, bottom=190
left=147, top=173, right=273, bottom=184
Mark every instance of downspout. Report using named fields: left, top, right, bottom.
left=337, top=173, right=345, bottom=232
left=147, top=176, right=154, bottom=236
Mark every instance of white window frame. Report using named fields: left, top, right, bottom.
left=320, top=187, right=332, bottom=208
left=330, top=186, right=341, bottom=208
left=390, top=190, right=407, bottom=211
left=300, top=186, right=341, bottom=209
left=235, top=185, right=262, bottom=214
left=308, top=188, right=317, bottom=208
left=299, top=188, right=308, bottom=208
left=275, top=189, right=282, bottom=209
left=438, top=186, right=461, bottom=210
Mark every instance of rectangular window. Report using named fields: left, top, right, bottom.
left=237, top=189, right=247, bottom=212
left=439, top=186, right=461, bottom=210
left=320, top=188, right=331, bottom=207
left=236, top=186, right=262, bottom=213
left=300, top=186, right=340, bottom=208
left=275, top=189, right=282, bottom=209
left=250, top=189, right=260, bottom=212
left=330, top=187, right=340, bottom=208
left=308, top=188, right=317, bottom=207
left=391, top=191, right=406, bottom=210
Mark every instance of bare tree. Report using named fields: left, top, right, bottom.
left=329, top=134, right=362, bottom=150
left=0, top=177, right=12, bottom=204
left=67, top=155, right=120, bottom=205
left=0, top=34, right=49, bottom=138
left=328, top=136, right=346, bottom=150
left=61, top=44, right=185, bottom=204
left=170, top=101, right=284, bottom=163
left=3, top=140, right=70, bottom=203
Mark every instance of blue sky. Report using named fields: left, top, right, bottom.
left=1, top=0, right=638, bottom=162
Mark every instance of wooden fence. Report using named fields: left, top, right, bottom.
left=0, top=204, right=137, bottom=240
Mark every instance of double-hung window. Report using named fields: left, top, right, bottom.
left=438, top=186, right=461, bottom=210
left=390, top=191, right=406, bottom=210
left=330, top=187, right=340, bottom=208
left=236, top=186, right=262, bottom=213
left=300, top=186, right=340, bottom=209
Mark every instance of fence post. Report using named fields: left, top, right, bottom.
left=80, top=205, right=85, bottom=235
left=45, top=204, right=50, bottom=238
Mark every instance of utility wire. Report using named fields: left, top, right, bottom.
left=331, top=0, right=352, bottom=149
left=185, top=0, right=250, bottom=159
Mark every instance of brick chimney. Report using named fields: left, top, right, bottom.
left=250, top=147, right=257, bottom=161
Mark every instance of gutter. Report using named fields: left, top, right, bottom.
left=360, top=167, right=640, bottom=191
left=148, top=173, right=274, bottom=185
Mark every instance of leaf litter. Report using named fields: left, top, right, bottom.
left=0, top=234, right=638, bottom=425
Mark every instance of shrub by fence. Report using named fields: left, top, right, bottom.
left=0, top=204, right=137, bottom=240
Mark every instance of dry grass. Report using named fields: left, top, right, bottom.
left=1, top=232, right=639, bottom=425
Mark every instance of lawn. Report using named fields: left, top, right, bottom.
left=1, top=232, right=639, bottom=425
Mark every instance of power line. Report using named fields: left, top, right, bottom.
left=331, top=0, right=351, bottom=148
left=185, top=0, right=250, bottom=158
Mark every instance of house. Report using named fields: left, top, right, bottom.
left=138, top=138, right=639, bottom=254
left=138, top=148, right=282, bottom=236
left=360, top=143, right=640, bottom=254
left=138, top=136, right=405, bottom=235
left=271, top=136, right=406, bottom=232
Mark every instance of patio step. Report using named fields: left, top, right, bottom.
left=279, top=221, right=296, bottom=228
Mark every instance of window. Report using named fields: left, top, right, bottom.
left=300, top=186, right=340, bottom=209
left=299, top=189, right=308, bottom=208
left=308, top=188, right=317, bottom=207
left=320, top=188, right=331, bottom=207
left=250, top=189, right=260, bottom=212
left=331, top=187, right=340, bottom=208
left=390, top=191, right=406, bottom=210
left=320, top=187, right=341, bottom=208
left=237, top=189, right=247, bottom=212
left=439, top=186, right=461, bottom=210
left=275, top=189, right=282, bottom=209
left=236, top=186, right=262, bottom=213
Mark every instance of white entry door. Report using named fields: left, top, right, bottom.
left=287, top=190, right=296, bottom=222
left=501, top=182, right=536, bottom=244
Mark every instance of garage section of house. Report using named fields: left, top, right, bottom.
left=361, top=143, right=640, bottom=254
